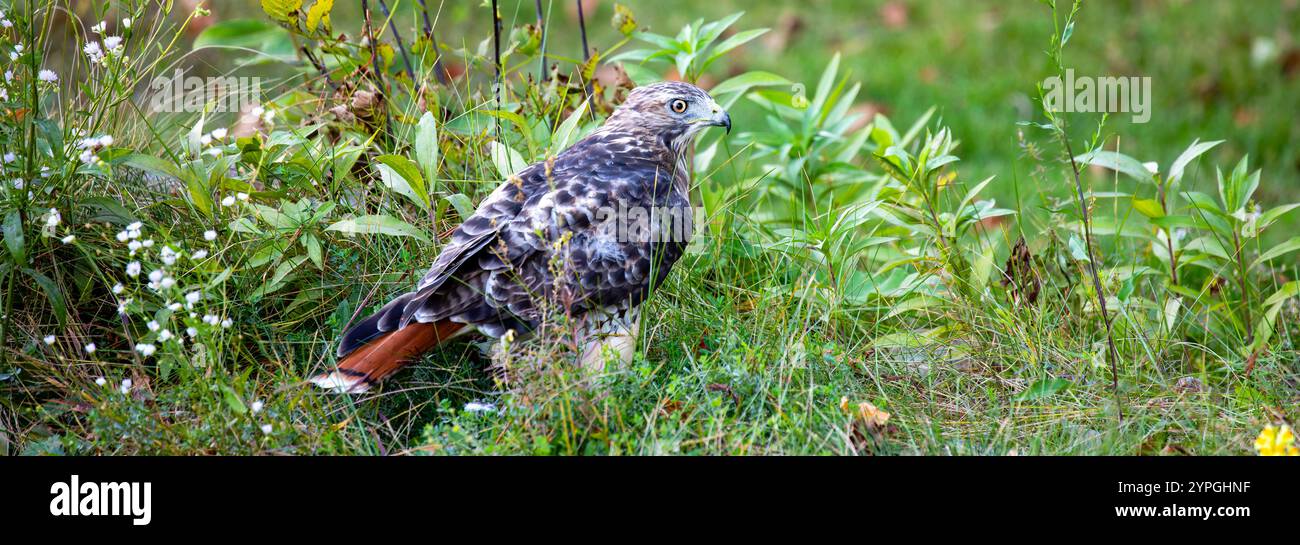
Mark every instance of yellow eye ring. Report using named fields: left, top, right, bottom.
left=670, top=99, right=688, bottom=113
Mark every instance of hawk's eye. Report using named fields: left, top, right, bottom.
left=669, top=99, right=688, bottom=113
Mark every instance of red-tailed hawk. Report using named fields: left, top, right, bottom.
left=312, top=82, right=731, bottom=393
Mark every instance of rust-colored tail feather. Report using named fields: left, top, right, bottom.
left=311, top=321, right=465, bottom=393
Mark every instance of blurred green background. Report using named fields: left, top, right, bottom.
left=195, top=0, right=1300, bottom=205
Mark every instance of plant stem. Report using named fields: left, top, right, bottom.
left=376, top=0, right=417, bottom=84
left=576, top=0, right=592, bottom=102
left=1063, top=135, right=1124, bottom=419
left=416, top=0, right=449, bottom=85
left=1231, top=228, right=1253, bottom=343
left=535, top=0, right=548, bottom=81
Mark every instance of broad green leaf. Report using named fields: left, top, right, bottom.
left=1075, top=149, right=1152, bottom=182
left=219, top=384, right=248, bottom=414
left=443, top=193, right=476, bottom=220
left=374, top=155, right=429, bottom=211
left=327, top=215, right=431, bottom=243
left=489, top=141, right=528, bottom=178
left=1131, top=198, right=1165, bottom=218
left=1014, top=378, right=1070, bottom=402
left=260, top=0, right=302, bottom=23
left=414, top=112, right=440, bottom=190
left=305, top=0, right=333, bottom=32
left=1167, top=139, right=1222, bottom=185
left=551, top=100, right=590, bottom=153
left=1252, top=237, right=1300, bottom=270
left=3, top=211, right=25, bottom=265
left=303, top=233, right=323, bottom=269
left=22, top=268, right=66, bottom=327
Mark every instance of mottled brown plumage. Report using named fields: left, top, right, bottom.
left=313, top=82, right=731, bottom=393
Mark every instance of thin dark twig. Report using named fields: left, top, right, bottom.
left=360, top=0, right=394, bottom=142
left=535, top=0, right=547, bottom=81
left=576, top=0, right=592, bottom=102
left=416, top=0, right=448, bottom=85
left=376, top=0, right=416, bottom=83
left=1062, top=135, right=1124, bottom=420
left=300, top=46, right=338, bottom=91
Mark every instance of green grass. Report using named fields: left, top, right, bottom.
left=1, top=1, right=1297, bottom=456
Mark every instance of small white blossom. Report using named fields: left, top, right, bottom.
left=210, top=128, right=228, bottom=140
left=84, top=343, right=97, bottom=354
left=116, top=230, right=130, bottom=242
left=44, top=335, right=56, bottom=345
left=122, top=18, right=132, bottom=29
left=112, top=283, right=125, bottom=294
left=204, top=229, right=218, bottom=241
left=125, top=261, right=142, bottom=277
left=236, top=192, right=249, bottom=202
left=128, top=240, right=142, bottom=254
left=185, top=291, right=202, bottom=305
left=160, top=246, right=178, bottom=265
left=11, top=178, right=23, bottom=190
left=45, top=208, right=61, bottom=228
left=159, top=276, right=176, bottom=290
left=83, top=41, right=103, bottom=62
left=221, top=318, right=233, bottom=329
left=120, top=378, right=133, bottom=393
left=463, top=401, right=498, bottom=413
left=147, top=320, right=161, bottom=332
left=167, top=302, right=182, bottom=311
left=186, top=327, right=198, bottom=338
left=251, top=400, right=264, bottom=413
left=134, top=343, right=156, bottom=357
left=61, top=234, right=76, bottom=244
left=103, top=36, right=123, bottom=52
left=159, top=329, right=174, bottom=342
left=220, top=195, right=236, bottom=206
left=95, top=377, right=107, bottom=386
left=91, top=21, right=106, bottom=34
left=2, top=152, right=13, bottom=163
left=191, top=249, right=209, bottom=260
left=199, top=134, right=213, bottom=146
left=148, top=269, right=164, bottom=284
left=203, top=314, right=219, bottom=325
left=38, top=69, right=58, bottom=83
left=260, top=424, right=273, bottom=434
left=141, top=239, right=153, bottom=248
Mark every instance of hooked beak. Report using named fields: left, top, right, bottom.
left=710, top=107, right=732, bottom=134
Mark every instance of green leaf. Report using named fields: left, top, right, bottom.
left=305, top=0, right=334, bottom=32
left=1131, top=198, right=1165, bottom=218
left=260, top=0, right=303, bottom=23
left=1014, top=378, right=1071, bottom=402
left=327, top=215, right=432, bottom=243
left=119, top=153, right=181, bottom=179
left=488, top=142, right=528, bottom=178
left=1075, top=149, right=1152, bottom=182
left=550, top=100, right=590, bottom=154
left=303, top=233, right=323, bottom=269
left=710, top=71, right=792, bottom=108
left=21, top=268, right=67, bottom=327
left=3, top=211, right=25, bottom=265
left=414, top=112, right=440, bottom=191
left=1167, top=139, right=1222, bottom=186
left=704, top=28, right=769, bottom=69
left=219, top=384, right=248, bottom=415
left=374, top=155, right=430, bottom=211
left=443, top=193, right=476, bottom=221
left=1252, top=237, right=1300, bottom=270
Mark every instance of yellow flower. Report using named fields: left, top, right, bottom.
left=1254, top=424, right=1299, bottom=456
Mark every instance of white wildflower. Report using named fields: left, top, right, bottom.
left=122, top=18, right=132, bottom=29
left=221, top=318, right=233, bottom=329
left=463, top=401, right=497, bottom=413
left=185, top=291, right=202, bottom=305
left=91, top=21, right=106, bottom=34
left=134, top=343, right=156, bottom=357
left=61, top=234, right=76, bottom=244
left=38, top=69, right=58, bottom=83
left=43, top=335, right=56, bottom=345
left=147, top=320, right=161, bottom=332
left=204, top=229, right=218, bottom=241
left=125, top=261, right=141, bottom=277
left=112, top=283, right=125, bottom=294
left=103, top=36, right=123, bottom=52
left=191, top=249, right=209, bottom=260
left=186, top=327, right=198, bottom=338
left=148, top=269, right=164, bottom=284
left=2, top=152, right=13, bottom=163
left=84, top=342, right=97, bottom=354
left=260, top=424, right=273, bottom=434
left=95, top=377, right=107, bottom=386
left=45, top=208, right=61, bottom=228
left=236, top=192, right=249, bottom=202
left=159, top=329, right=173, bottom=342
left=120, top=378, right=133, bottom=394
left=160, top=246, right=177, bottom=265
left=220, top=195, right=236, bottom=206
left=210, top=128, right=228, bottom=140
left=251, top=400, right=264, bottom=413
left=83, top=41, right=103, bottom=62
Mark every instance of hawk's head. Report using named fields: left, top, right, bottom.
left=605, top=81, right=731, bottom=150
